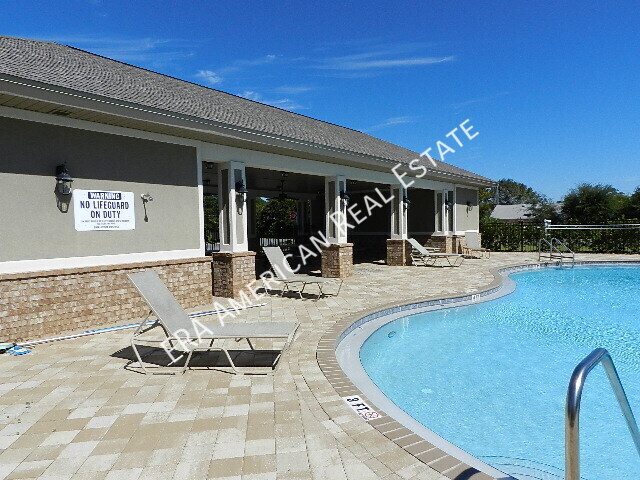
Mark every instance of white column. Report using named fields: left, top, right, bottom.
left=218, top=161, right=248, bottom=252
left=445, top=188, right=454, bottom=234
left=196, top=149, right=206, bottom=256
left=451, top=187, right=458, bottom=234
left=390, top=185, right=408, bottom=240
left=325, top=175, right=348, bottom=244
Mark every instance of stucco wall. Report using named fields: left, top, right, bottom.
left=455, top=187, right=479, bottom=232
left=0, top=117, right=200, bottom=262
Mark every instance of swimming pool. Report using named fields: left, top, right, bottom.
left=358, top=265, right=640, bottom=480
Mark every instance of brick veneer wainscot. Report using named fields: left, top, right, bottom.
left=386, top=239, right=412, bottom=266
left=0, top=258, right=213, bottom=343
left=425, top=234, right=481, bottom=254
left=321, top=243, right=353, bottom=278
left=211, top=251, right=256, bottom=299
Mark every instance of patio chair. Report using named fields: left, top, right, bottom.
left=463, top=231, right=491, bottom=258
left=262, top=246, right=343, bottom=298
left=127, top=270, right=299, bottom=375
left=407, top=238, right=464, bottom=267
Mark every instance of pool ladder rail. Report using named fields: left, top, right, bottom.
left=478, top=455, right=564, bottom=480
left=565, top=348, right=640, bottom=480
left=538, top=237, right=575, bottom=266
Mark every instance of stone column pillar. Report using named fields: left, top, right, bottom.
left=386, top=185, right=410, bottom=265
left=321, top=175, right=353, bottom=277
left=321, top=243, right=353, bottom=278
left=426, top=235, right=454, bottom=253
left=386, top=239, right=412, bottom=266
left=212, top=161, right=256, bottom=298
left=211, top=251, right=256, bottom=298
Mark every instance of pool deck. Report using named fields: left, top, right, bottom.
left=1, top=252, right=639, bottom=480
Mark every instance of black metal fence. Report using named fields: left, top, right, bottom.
left=258, top=237, right=299, bottom=248
left=204, top=229, right=300, bottom=253
left=480, top=221, right=640, bottom=254
left=204, top=227, right=220, bottom=253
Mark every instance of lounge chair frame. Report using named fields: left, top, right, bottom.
left=128, top=271, right=299, bottom=375
left=462, top=231, right=491, bottom=259
left=408, top=238, right=464, bottom=267
left=263, top=246, right=343, bottom=299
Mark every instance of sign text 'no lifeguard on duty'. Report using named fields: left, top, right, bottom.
left=73, top=190, right=136, bottom=231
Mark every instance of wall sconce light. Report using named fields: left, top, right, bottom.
left=141, top=193, right=153, bottom=222
left=339, top=190, right=350, bottom=207
left=55, top=164, right=73, bottom=195
left=444, top=199, right=453, bottom=209
left=235, top=180, right=248, bottom=202
left=402, top=196, right=411, bottom=210
left=466, top=200, right=473, bottom=209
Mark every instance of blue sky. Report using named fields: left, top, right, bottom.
left=3, top=1, right=639, bottom=200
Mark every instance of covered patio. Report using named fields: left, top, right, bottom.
left=201, top=156, right=488, bottom=298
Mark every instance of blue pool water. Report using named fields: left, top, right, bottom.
left=360, top=266, right=640, bottom=480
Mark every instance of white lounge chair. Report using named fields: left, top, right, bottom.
left=407, top=238, right=464, bottom=267
left=263, top=246, right=343, bottom=298
left=127, top=270, right=299, bottom=375
left=463, top=231, right=491, bottom=258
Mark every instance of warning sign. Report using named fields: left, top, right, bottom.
left=73, top=190, right=136, bottom=231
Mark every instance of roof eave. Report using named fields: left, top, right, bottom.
left=0, top=73, right=496, bottom=187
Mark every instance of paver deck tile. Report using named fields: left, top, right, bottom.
left=1, top=253, right=638, bottom=479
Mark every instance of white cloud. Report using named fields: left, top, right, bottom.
left=362, top=116, right=417, bottom=132
left=241, top=90, right=260, bottom=101
left=193, top=55, right=280, bottom=87
left=342, top=56, right=454, bottom=70
left=32, top=35, right=192, bottom=66
left=274, top=85, right=314, bottom=95
left=239, top=90, right=304, bottom=111
left=316, top=44, right=454, bottom=72
left=195, top=70, right=223, bottom=85
left=452, top=91, right=510, bottom=109
left=322, top=55, right=453, bottom=70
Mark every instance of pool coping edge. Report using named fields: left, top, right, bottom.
left=316, top=259, right=640, bottom=480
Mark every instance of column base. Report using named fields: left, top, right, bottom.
left=211, top=251, right=256, bottom=298
left=321, top=243, right=353, bottom=278
left=426, top=235, right=466, bottom=253
left=426, top=235, right=452, bottom=253
left=386, top=239, right=411, bottom=266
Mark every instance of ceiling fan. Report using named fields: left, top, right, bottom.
left=276, top=172, right=298, bottom=201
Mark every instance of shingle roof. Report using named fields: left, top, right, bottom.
left=0, top=35, right=493, bottom=184
left=490, top=203, right=563, bottom=221
left=490, top=204, right=534, bottom=220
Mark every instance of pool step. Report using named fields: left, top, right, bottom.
left=478, top=456, right=566, bottom=480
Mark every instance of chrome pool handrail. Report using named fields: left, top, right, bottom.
left=551, top=238, right=575, bottom=265
left=565, top=348, right=640, bottom=480
left=538, top=237, right=574, bottom=265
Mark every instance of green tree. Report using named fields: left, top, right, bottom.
left=497, top=178, right=545, bottom=205
left=203, top=195, right=218, bottom=240
left=530, top=202, right=564, bottom=223
left=562, top=183, right=629, bottom=224
left=623, top=186, right=640, bottom=220
left=479, top=187, right=496, bottom=222
left=257, top=198, right=298, bottom=238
